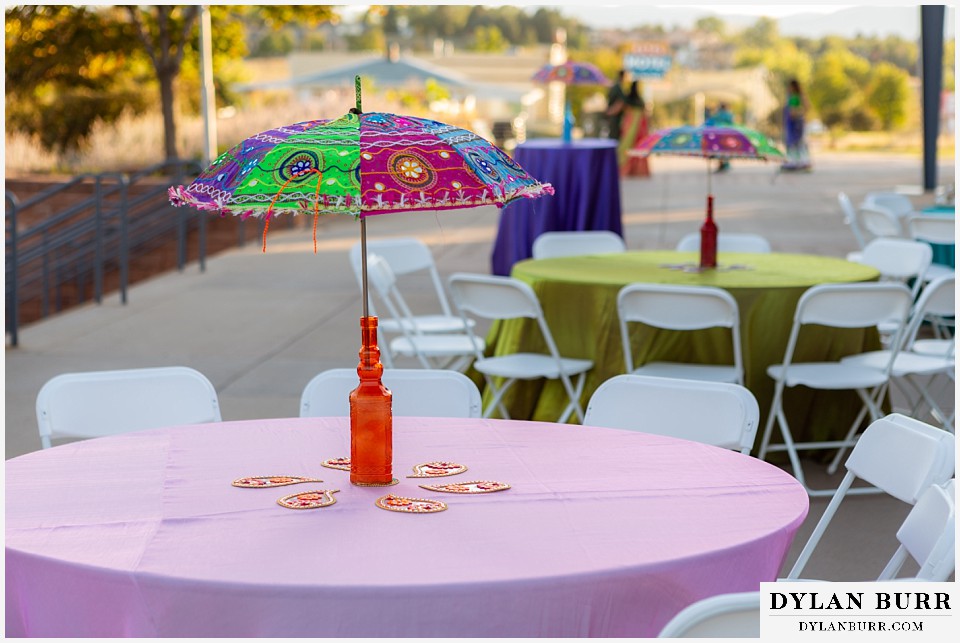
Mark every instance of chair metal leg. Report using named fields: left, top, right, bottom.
left=481, top=376, right=515, bottom=420
left=786, top=472, right=856, bottom=579
left=825, top=383, right=888, bottom=476
left=757, top=381, right=786, bottom=460
left=556, top=371, right=587, bottom=423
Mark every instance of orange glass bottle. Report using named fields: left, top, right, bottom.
left=699, top=195, right=718, bottom=269
left=349, top=316, right=393, bottom=485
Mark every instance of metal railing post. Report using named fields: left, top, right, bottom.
left=94, top=176, right=104, bottom=303
left=6, top=192, right=19, bottom=346
left=120, top=177, right=129, bottom=305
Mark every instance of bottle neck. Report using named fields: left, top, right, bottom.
left=358, top=316, right=382, bottom=375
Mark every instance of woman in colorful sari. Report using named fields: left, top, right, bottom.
left=617, top=81, right=651, bottom=177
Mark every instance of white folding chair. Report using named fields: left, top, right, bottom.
left=785, top=414, right=955, bottom=579
left=300, top=368, right=482, bottom=418
left=857, top=205, right=906, bottom=240
left=675, top=232, right=772, bottom=253
left=365, top=254, right=479, bottom=371
left=907, top=215, right=956, bottom=285
left=838, top=192, right=867, bottom=257
left=617, top=283, right=743, bottom=385
left=36, top=366, right=222, bottom=449
left=877, top=480, right=955, bottom=582
left=862, top=191, right=916, bottom=218
left=584, top=374, right=759, bottom=454
left=349, top=238, right=471, bottom=366
left=657, top=591, right=760, bottom=638
left=757, top=282, right=914, bottom=495
left=531, top=230, right=626, bottom=259
left=839, top=275, right=955, bottom=439
left=448, top=273, right=594, bottom=423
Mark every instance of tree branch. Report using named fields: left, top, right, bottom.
left=172, top=5, right=199, bottom=71
left=125, top=5, right=158, bottom=70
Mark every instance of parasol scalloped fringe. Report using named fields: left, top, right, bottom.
left=168, top=182, right=554, bottom=219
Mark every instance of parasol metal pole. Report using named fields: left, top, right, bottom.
left=361, top=217, right=369, bottom=319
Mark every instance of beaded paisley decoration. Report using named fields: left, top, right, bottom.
left=321, top=457, right=351, bottom=471
left=232, top=476, right=323, bottom=488
left=407, top=461, right=468, bottom=478
left=375, top=494, right=447, bottom=514
left=277, top=489, right=340, bottom=510
left=418, top=481, right=511, bottom=494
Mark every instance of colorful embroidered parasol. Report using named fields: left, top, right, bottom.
left=170, top=77, right=553, bottom=487
left=631, top=124, right=783, bottom=161
left=630, top=124, right=783, bottom=268
left=531, top=61, right=610, bottom=85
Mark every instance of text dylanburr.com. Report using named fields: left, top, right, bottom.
left=761, top=582, right=955, bottom=640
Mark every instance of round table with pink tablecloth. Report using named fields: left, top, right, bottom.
left=5, top=416, right=808, bottom=638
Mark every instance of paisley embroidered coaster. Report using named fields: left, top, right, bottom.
left=232, top=476, right=323, bottom=488
left=321, top=458, right=351, bottom=471
left=375, top=494, right=447, bottom=513
left=418, top=480, right=511, bottom=494
left=407, top=461, right=468, bottom=478
left=277, top=489, right=340, bottom=510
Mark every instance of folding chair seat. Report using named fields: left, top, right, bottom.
left=300, top=368, right=482, bottom=418
left=36, top=366, right=222, bottom=449
left=448, top=273, right=593, bottom=423
left=584, top=374, right=759, bottom=454
left=618, top=283, right=743, bottom=385
left=839, top=275, right=955, bottom=439
left=365, top=254, right=479, bottom=371
left=784, top=414, right=954, bottom=579
left=757, top=282, right=914, bottom=495
left=531, top=230, right=626, bottom=259
left=675, top=232, right=772, bottom=253
left=349, top=238, right=472, bottom=365
left=657, top=592, right=760, bottom=638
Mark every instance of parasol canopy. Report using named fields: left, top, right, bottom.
left=631, top=124, right=784, bottom=161
left=531, top=61, right=610, bottom=85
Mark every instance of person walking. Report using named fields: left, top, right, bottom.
left=605, top=69, right=628, bottom=140
left=782, top=79, right=811, bottom=170
left=617, top=81, right=651, bottom=177
left=706, top=102, right=734, bottom=173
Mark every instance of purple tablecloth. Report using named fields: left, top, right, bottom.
left=491, top=138, right=623, bottom=275
left=6, top=417, right=807, bottom=637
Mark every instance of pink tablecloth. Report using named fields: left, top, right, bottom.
left=5, top=417, right=808, bottom=637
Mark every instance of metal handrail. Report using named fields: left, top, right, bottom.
left=6, top=160, right=206, bottom=347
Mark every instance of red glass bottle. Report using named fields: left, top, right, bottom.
left=699, top=195, right=718, bottom=269
left=349, top=316, right=393, bottom=485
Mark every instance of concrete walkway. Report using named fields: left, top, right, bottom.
left=5, top=150, right=954, bottom=581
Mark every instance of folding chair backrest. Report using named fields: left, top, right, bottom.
left=584, top=374, right=759, bottom=453
left=838, top=192, right=867, bottom=250
left=618, top=283, right=739, bottom=330
left=908, top=215, right=956, bottom=245
left=657, top=591, right=760, bottom=638
left=300, top=368, right=482, bottom=418
left=36, top=366, right=222, bottom=449
left=900, top=275, right=956, bottom=349
left=879, top=481, right=956, bottom=581
left=859, top=238, right=932, bottom=298
left=858, top=205, right=904, bottom=238
left=864, top=191, right=914, bottom=217
left=844, top=413, right=955, bottom=504
left=794, top=282, right=913, bottom=329
left=532, top=230, right=626, bottom=259
left=349, top=237, right=454, bottom=316
left=675, top=232, right=772, bottom=253
left=448, top=273, right=541, bottom=320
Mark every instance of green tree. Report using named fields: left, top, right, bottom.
left=694, top=16, right=726, bottom=37
left=5, top=4, right=334, bottom=160
left=808, top=48, right=872, bottom=130
left=866, top=62, right=910, bottom=130
left=472, top=25, right=508, bottom=53
left=740, top=17, right=779, bottom=49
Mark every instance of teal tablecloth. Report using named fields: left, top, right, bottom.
left=922, top=205, right=955, bottom=268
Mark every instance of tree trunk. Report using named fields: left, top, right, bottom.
left=159, top=67, right=178, bottom=162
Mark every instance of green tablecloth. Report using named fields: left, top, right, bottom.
left=481, top=251, right=882, bottom=453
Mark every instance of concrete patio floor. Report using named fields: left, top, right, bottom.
left=5, top=149, right=955, bottom=582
